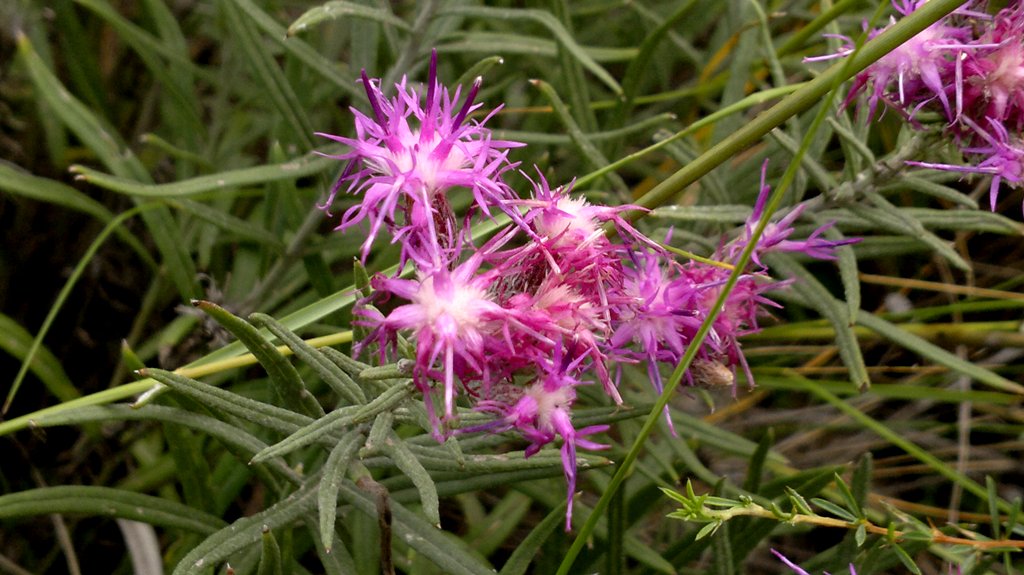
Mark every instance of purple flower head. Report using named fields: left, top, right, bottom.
left=515, top=171, right=658, bottom=254
left=730, top=161, right=859, bottom=267
left=471, top=347, right=609, bottom=530
left=362, top=253, right=509, bottom=433
left=611, top=250, right=700, bottom=395
left=960, top=5, right=1024, bottom=130
left=316, top=51, right=523, bottom=264
left=908, top=116, right=1024, bottom=211
left=674, top=262, right=787, bottom=389
left=850, top=3, right=965, bottom=121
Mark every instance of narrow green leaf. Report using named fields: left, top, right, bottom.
left=855, top=523, right=867, bottom=547
left=712, top=519, right=733, bottom=575
left=197, top=301, right=325, bottom=418
left=364, top=410, right=394, bottom=456
left=351, top=379, right=413, bottom=423
left=173, top=481, right=319, bottom=575
left=0, top=313, right=78, bottom=405
left=744, top=428, right=773, bottom=494
left=251, top=313, right=367, bottom=406
left=371, top=448, right=610, bottom=476
left=531, top=79, right=627, bottom=194
left=16, top=32, right=146, bottom=180
left=142, top=368, right=312, bottom=433
left=287, top=0, right=411, bottom=35
left=120, top=341, right=147, bottom=373
left=986, top=476, right=1001, bottom=540
left=826, top=116, right=876, bottom=166
left=651, top=204, right=752, bottom=224
left=222, top=0, right=315, bottom=147
left=769, top=129, right=839, bottom=191
left=439, top=5, right=622, bottom=96
left=258, top=527, right=283, bottom=575
left=0, top=486, right=225, bottom=534
left=785, top=488, right=814, bottom=516
left=249, top=404, right=361, bottom=463
left=318, top=430, right=365, bottom=552
left=453, top=55, right=505, bottom=89
left=32, top=404, right=298, bottom=490
left=891, top=543, right=922, bottom=575
left=852, top=197, right=970, bottom=271
left=765, top=253, right=870, bottom=390
left=856, top=311, right=1024, bottom=395
left=322, top=346, right=372, bottom=379
left=798, top=375, right=1013, bottom=513
left=74, top=0, right=204, bottom=134
left=385, top=430, right=441, bottom=527
left=614, top=0, right=697, bottom=123
left=0, top=158, right=100, bottom=201
left=695, top=522, right=720, bottom=541
left=168, top=200, right=284, bottom=249
left=338, top=480, right=496, bottom=575
left=464, top=492, right=530, bottom=558
left=232, top=0, right=359, bottom=98
left=893, top=175, right=980, bottom=208
left=833, top=472, right=863, bottom=519
left=438, top=32, right=635, bottom=63
left=498, top=499, right=567, bottom=575
left=810, top=498, right=857, bottom=523
left=5, top=206, right=155, bottom=414
left=823, top=214, right=862, bottom=318
left=496, top=113, right=677, bottom=147
left=69, top=154, right=335, bottom=198
left=16, top=31, right=200, bottom=300
left=547, top=0, right=596, bottom=133
left=851, top=454, right=873, bottom=515
left=164, top=421, right=216, bottom=512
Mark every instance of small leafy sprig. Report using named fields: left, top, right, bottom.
left=663, top=475, right=1024, bottom=574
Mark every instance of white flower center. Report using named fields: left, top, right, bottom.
left=525, top=381, right=574, bottom=431
left=415, top=274, right=487, bottom=331
left=535, top=196, right=601, bottom=243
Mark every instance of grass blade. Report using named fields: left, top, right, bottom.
left=0, top=486, right=225, bottom=535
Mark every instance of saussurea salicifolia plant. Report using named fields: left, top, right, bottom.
left=4, top=1, right=1024, bottom=574
left=317, top=51, right=856, bottom=530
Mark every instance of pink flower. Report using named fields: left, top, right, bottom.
left=362, top=254, right=508, bottom=431
left=470, top=351, right=609, bottom=530
left=830, top=1, right=978, bottom=121
left=908, top=116, right=1024, bottom=211
left=730, top=161, right=858, bottom=267
left=317, top=51, right=522, bottom=264
left=960, top=6, right=1024, bottom=129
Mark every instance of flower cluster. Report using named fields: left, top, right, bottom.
left=319, top=53, right=854, bottom=529
left=817, top=1, right=1024, bottom=211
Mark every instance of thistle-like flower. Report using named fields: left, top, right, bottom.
left=362, top=254, right=508, bottom=431
left=730, top=161, right=858, bottom=268
left=470, top=349, right=609, bottom=530
left=317, top=50, right=522, bottom=265
left=813, top=1, right=1024, bottom=213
